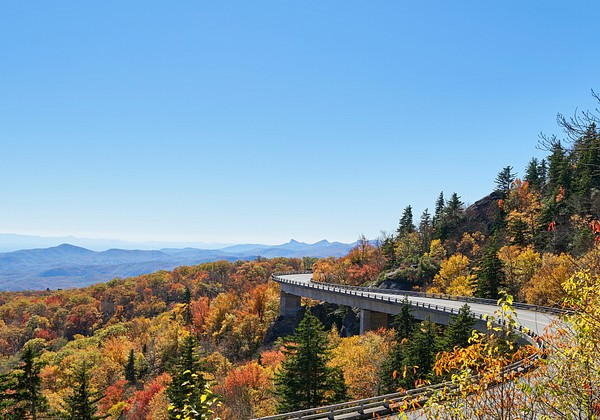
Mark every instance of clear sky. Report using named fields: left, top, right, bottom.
left=1, top=1, right=599, bottom=246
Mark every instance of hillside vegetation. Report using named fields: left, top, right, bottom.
left=2, top=93, right=600, bottom=419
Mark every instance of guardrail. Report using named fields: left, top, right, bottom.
left=254, top=272, right=550, bottom=420
left=272, top=271, right=569, bottom=316
left=252, top=352, right=538, bottom=420
left=273, top=273, right=545, bottom=338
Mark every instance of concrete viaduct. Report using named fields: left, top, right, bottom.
left=252, top=272, right=560, bottom=420
left=278, top=272, right=555, bottom=342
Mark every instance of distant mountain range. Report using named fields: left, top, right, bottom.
left=0, top=239, right=355, bottom=291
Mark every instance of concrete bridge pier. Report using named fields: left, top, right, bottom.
left=360, top=309, right=389, bottom=334
left=280, top=290, right=302, bottom=316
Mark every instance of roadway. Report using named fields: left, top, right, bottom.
left=280, top=273, right=556, bottom=336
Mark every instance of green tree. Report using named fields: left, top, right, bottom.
left=0, top=345, right=49, bottom=420
left=524, top=157, right=546, bottom=191
left=475, top=240, right=505, bottom=299
left=379, top=232, right=397, bottom=269
left=274, top=310, right=348, bottom=412
left=441, top=304, right=476, bottom=351
left=15, top=345, right=48, bottom=420
left=433, top=191, right=445, bottom=227
left=124, top=349, right=136, bottom=384
left=380, top=299, right=415, bottom=393
left=182, top=286, right=192, bottom=326
left=61, top=361, right=106, bottom=420
left=402, top=320, right=440, bottom=388
left=397, top=206, right=416, bottom=237
left=419, top=209, right=433, bottom=253
left=436, top=193, right=464, bottom=241
left=167, top=335, right=215, bottom=419
left=495, top=166, right=516, bottom=198
left=547, top=141, right=571, bottom=197
left=0, top=371, right=19, bottom=418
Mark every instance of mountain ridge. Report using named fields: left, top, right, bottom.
left=0, top=240, right=356, bottom=291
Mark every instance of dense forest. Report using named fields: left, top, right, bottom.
left=2, top=93, right=600, bottom=419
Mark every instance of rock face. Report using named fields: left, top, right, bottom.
left=463, top=191, right=502, bottom=235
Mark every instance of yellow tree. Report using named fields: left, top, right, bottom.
left=498, top=245, right=541, bottom=301
left=522, top=252, right=574, bottom=305
left=431, top=254, right=476, bottom=296
left=329, top=330, right=394, bottom=399
left=502, top=179, right=542, bottom=246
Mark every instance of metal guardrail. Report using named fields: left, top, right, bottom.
left=272, top=273, right=545, bottom=338
left=253, top=353, right=538, bottom=420
left=253, top=272, right=550, bottom=420
left=272, top=271, right=569, bottom=315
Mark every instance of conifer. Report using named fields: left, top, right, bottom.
left=274, top=310, right=347, bottom=412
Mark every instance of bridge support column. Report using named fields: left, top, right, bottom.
left=360, top=309, right=388, bottom=334
left=280, top=291, right=301, bottom=316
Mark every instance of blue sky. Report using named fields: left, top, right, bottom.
left=1, top=1, right=599, bottom=246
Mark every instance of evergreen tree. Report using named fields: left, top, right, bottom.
left=433, top=192, right=445, bottom=226
left=61, top=361, right=105, bottom=420
left=475, top=239, right=505, bottom=299
left=166, top=335, right=210, bottom=420
left=124, top=349, right=136, bottom=384
left=380, top=299, right=415, bottom=393
left=182, top=286, right=192, bottom=326
left=419, top=209, right=433, bottom=253
left=0, top=346, right=49, bottom=420
left=0, top=371, right=19, bottom=419
left=392, top=298, right=415, bottom=341
left=397, top=205, right=416, bottom=237
left=436, top=193, right=464, bottom=241
left=495, top=166, right=516, bottom=198
left=379, top=233, right=397, bottom=269
left=539, top=158, right=548, bottom=190
left=13, top=345, right=48, bottom=420
left=524, top=158, right=542, bottom=191
left=274, top=310, right=347, bottom=412
left=547, top=141, right=571, bottom=197
left=402, top=320, right=439, bottom=388
left=441, top=304, right=476, bottom=350
left=572, top=123, right=600, bottom=208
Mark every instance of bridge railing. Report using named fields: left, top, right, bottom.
left=272, top=273, right=542, bottom=340
left=272, top=271, right=568, bottom=316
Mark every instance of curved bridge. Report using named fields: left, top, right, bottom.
left=252, top=272, right=559, bottom=420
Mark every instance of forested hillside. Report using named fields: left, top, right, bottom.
left=2, top=94, right=600, bottom=419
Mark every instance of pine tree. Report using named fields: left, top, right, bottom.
left=379, top=233, right=397, bottom=269
left=495, top=166, right=516, bottom=198
left=274, top=310, right=347, bottom=412
left=436, top=193, right=464, bottom=241
left=524, top=158, right=542, bottom=191
left=124, top=349, right=136, bottom=384
left=402, top=320, right=439, bottom=388
left=0, top=371, right=19, bottom=418
left=182, top=286, right=192, bottom=325
left=475, top=239, right=505, bottom=299
left=441, top=304, right=476, bottom=350
left=14, top=345, right=48, bottom=420
left=397, top=205, right=415, bottom=237
left=547, top=141, right=571, bottom=197
left=61, top=361, right=105, bottom=420
left=380, top=299, right=415, bottom=393
left=433, top=191, right=445, bottom=226
left=419, top=209, right=433, bottom=253
left=166, top=335, right=214, bottom=420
